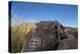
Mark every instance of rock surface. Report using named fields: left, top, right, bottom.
left=21, top=21, right=78, bottom=52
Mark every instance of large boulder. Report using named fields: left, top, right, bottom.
left=21, top=21, right=78, bottom=52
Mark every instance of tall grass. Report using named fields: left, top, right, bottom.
left=11, top=23, right=34, bottom=53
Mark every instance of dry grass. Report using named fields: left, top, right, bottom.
left=11, top=23, right=34, bottom=53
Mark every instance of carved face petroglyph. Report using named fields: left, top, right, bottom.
left=29, top=37, right=41, bottom=48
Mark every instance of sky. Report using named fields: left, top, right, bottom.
left=10, top=1, right=78, bottom=27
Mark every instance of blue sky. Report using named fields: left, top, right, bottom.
left=10, top=1, right=78, bottom=27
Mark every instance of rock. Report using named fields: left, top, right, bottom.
left=21, top=21, right=78, bottom=52
left=57, top=39, right=78, bottom=50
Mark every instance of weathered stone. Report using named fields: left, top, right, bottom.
left=21, top=21, right=78, bottom=52
left=57, top=39, right=78, bottom=50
